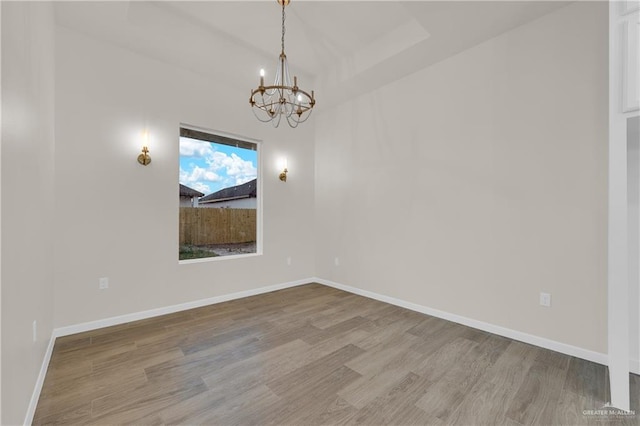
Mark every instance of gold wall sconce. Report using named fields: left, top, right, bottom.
left=138, top=146, right=151, bottom=166
left=279, top=158, right=288, bottom=182
left=279, top=167, right=288, bottom=182
left=137, top=131, right=151, bottom=166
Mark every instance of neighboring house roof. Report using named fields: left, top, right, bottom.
left=200, top=179, right=257, bottom=204
left=179, top=184, right=205, bottom=198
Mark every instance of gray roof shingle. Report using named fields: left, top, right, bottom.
left=179, top=184, right=205, bottom=198
left=200, top=179, right=257, bottom=203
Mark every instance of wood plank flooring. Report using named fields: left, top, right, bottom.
left=34, top=283, right=640, bottom=425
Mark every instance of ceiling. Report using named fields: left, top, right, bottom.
left=54, top=1, right=570, bottom=108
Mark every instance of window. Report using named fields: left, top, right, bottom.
left=179, top=126, right=260, bottom=261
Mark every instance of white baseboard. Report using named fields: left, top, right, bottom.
left=24, top=332, right=56, bottom=426
left=53, top=278, right=312, bottom=338
left=314, top=277, right=610, bottom=367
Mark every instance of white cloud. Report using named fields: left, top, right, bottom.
left=189, top=182, right=211, bottom=194
left=179, top=138, right=214, bottom=157
left=179, top=166, right=222, bottom=196
left=205, top=151, right=257, bottom=186
left=180, top=138, right=257, bottom=195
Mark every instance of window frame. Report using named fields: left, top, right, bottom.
left=178, top=124, right=263, bottom=265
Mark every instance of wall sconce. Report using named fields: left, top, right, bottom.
left=137, top=131, right=151, bottom=166
left=138, top=146, right=151, bottom=166
left=279, top=158, right=288, bottom=182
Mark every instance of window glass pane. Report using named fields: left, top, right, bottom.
left=179, top=128, right=258, bottom=261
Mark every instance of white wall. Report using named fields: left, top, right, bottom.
left=315, top=2, right=608, bottom=354
left=53, top=25, right=315, bottom=328
left=1, top=2, right=56, bottom=424
left=179, top=196, right=195, bottom=208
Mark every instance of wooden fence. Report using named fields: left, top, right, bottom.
left=179, top=207, right=256, bottom=245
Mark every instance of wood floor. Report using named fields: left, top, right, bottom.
left=34, top=283, right=639, bottom=425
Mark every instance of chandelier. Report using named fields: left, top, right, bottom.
left=249, top=0, right=315, bottom=128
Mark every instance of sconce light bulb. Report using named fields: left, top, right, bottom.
left=260, top=68, right=265, bottom=77
left=279, top=157, right=288, bottom=182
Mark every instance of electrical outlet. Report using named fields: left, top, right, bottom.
left=334, top=257, right=340, bottom=266
left=539, top=292, right=551, bottom=307
left=99, top=277, right=109, bottom=290
left=286, top=257, right=292, bottom=266
left=32, top=320, right=37, bottom=343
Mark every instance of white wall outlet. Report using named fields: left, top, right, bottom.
left=334, top=257, right=340, bottom=266
left=286, top=256, right=292, bottom=266
left=32, top=320, right=37, bottom=343
left=539, top=292, right=551, bottom=307
left=99, top=277, right=109, bottom=290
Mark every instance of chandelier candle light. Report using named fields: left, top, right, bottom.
left=250, top=0, right=315, bottom=128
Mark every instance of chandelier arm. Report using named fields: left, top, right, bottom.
left=286, top=109, right=311, bottom=126
left=256, top=85, right=293, bottom=92
left=252, top=111, right=277, bottom=123
left=292, top=88, right=315, bottom=104
left=250, top=92, right=274, bottom=109
left=289, top=108, right=312, bottom=124
left=254, top=104, right=278, bottom=113
left=254, top=85, right=313, bottom=100
left=252, top=104, right=278, bottom=122
left=252, top=86, right=313, bottom=107
left=251, top=89, right=284, bottom=105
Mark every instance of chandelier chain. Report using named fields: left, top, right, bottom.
left=281, top=4, right=286, bottom=54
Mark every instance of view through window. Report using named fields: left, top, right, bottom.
left=179, top=127, right=259, bottom=261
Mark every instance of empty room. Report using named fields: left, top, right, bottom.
left=2, top=0, right=639, bottom=424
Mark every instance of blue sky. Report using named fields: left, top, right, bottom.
left=179, top=136, right=257, bottom=196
